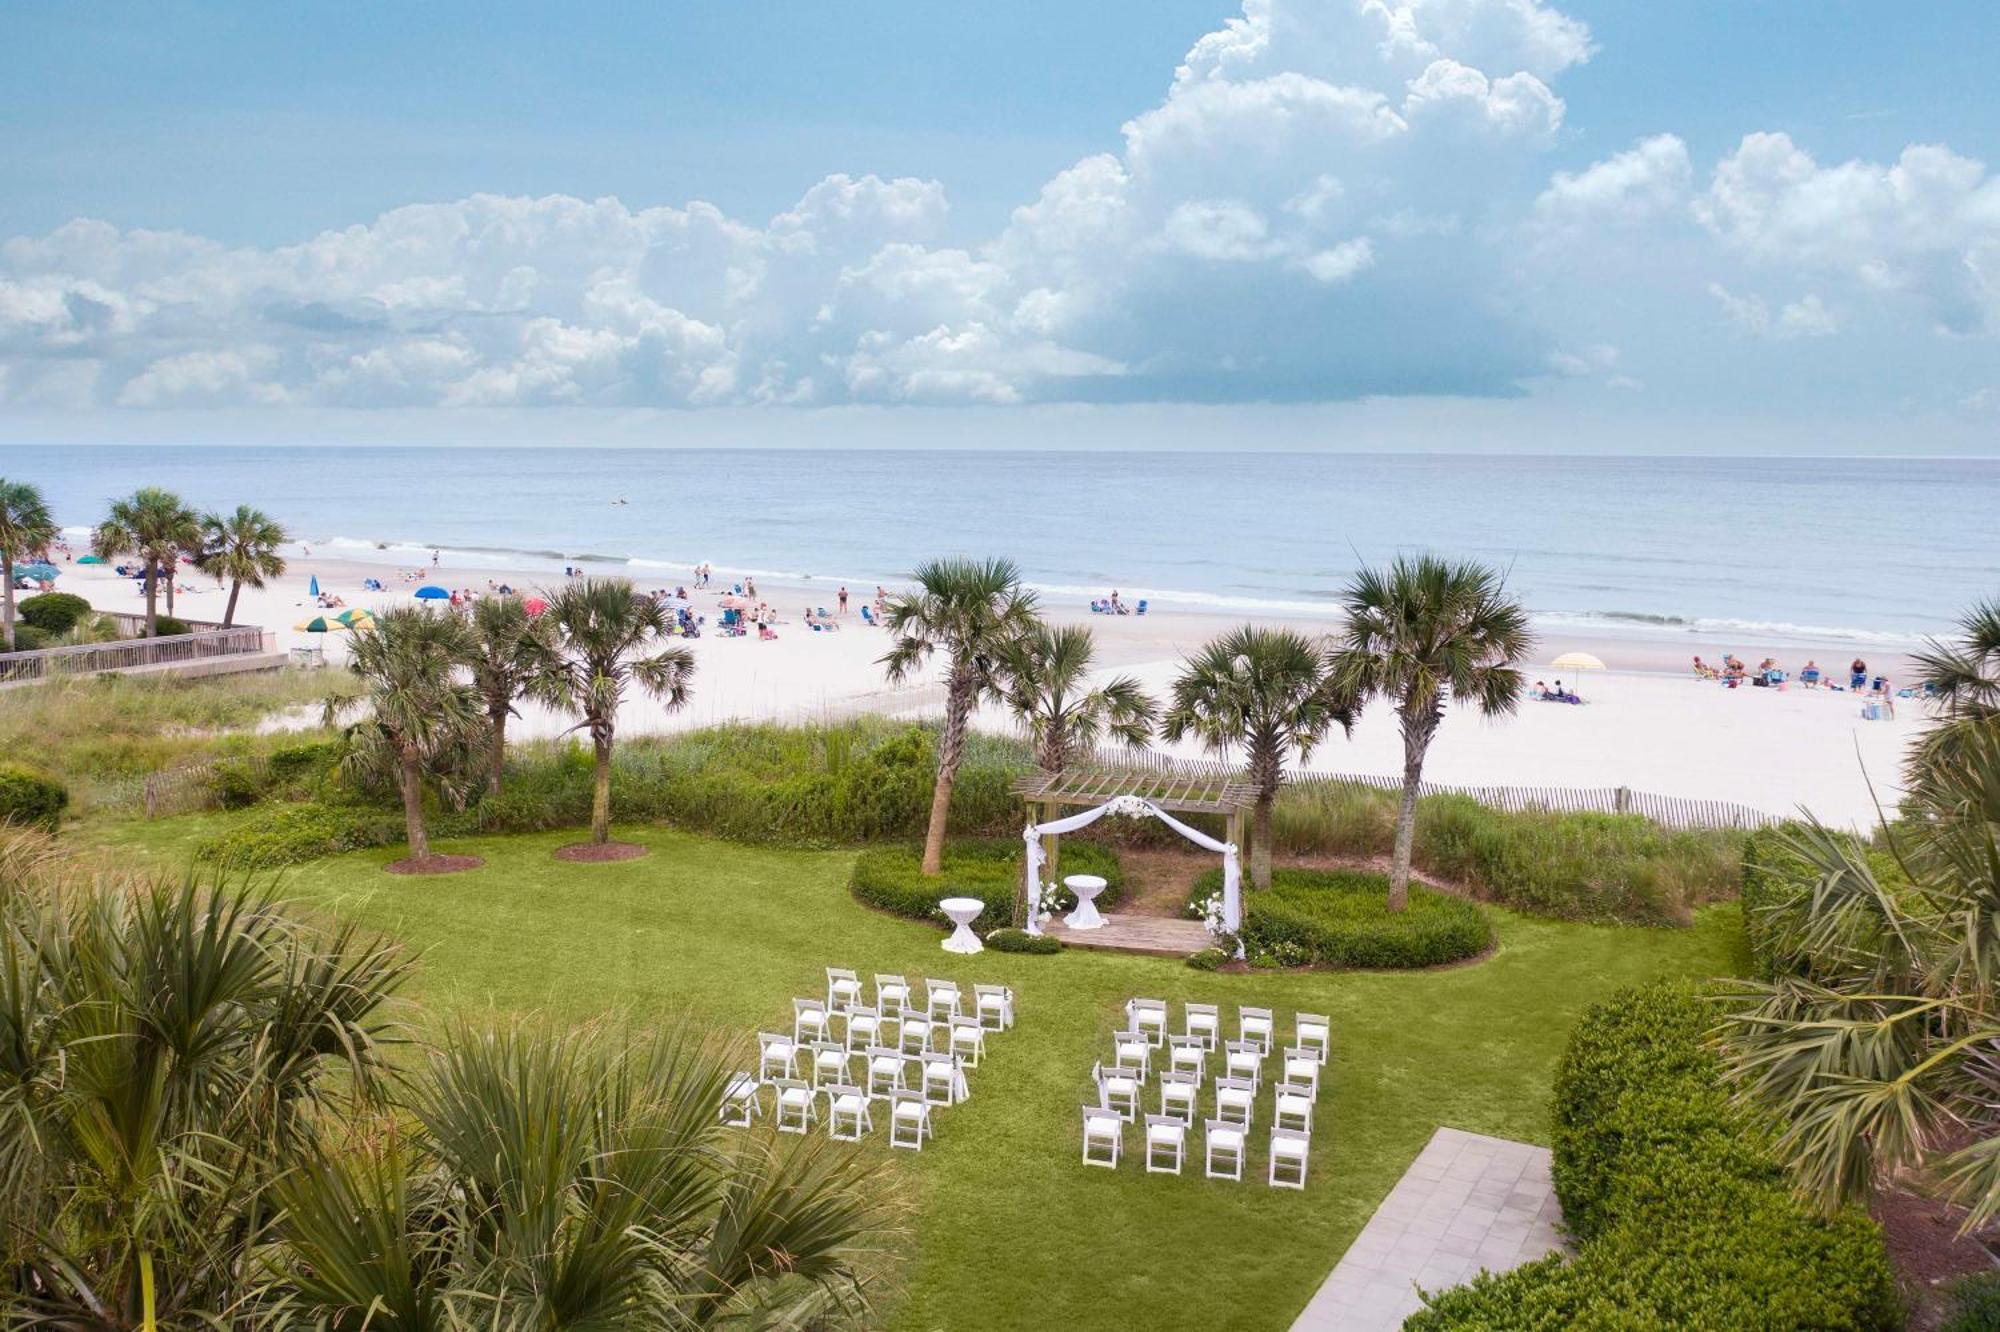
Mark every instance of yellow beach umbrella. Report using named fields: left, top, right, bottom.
left=293, top=615, right=351, bottom=633
left=334, top=608, right=376, bottom=627
left=1550, top=651, right=1607, bottom=672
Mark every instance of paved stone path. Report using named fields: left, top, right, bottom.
left=1291, top=1127, right=1566, bottom=1330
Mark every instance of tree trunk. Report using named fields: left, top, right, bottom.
left=591, top=729, right=613, bottom=844
left=920, top=676, right=971, bottom=876
left=223, top=580, right=242, bottom=627
left=1388, top=700, right=1439, bottom=913
left=165, top=561, right=177, bottom=615
left=1252, top=791, right=1274, bottom=891
left=487, top=703, right=509, bottom=796
left=398, top=745, right=430, bottom=861
left=1, top=555, right=14, bottom=651
left=144, top=559, right=160, bottom=637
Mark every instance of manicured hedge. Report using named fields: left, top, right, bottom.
left=1188, top=866, right=1491, bottom=970
left=17, top=592, right=92, bottom=634
left=985, top=927, right=1062, bottom=955
left=1406, top=980, right=1900, bottom=1331
left=196, top=802, right=404, bottom=869
left=850, top=837, right=1123, bottom=935
left=152, top=615, right=192, bottom=637
left=0, top=763, right=68, bottom=831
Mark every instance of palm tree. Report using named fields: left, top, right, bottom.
left=196, top=503, right=288, bottom=627
left=468, top=596, right=557, bottom=795
left=538, top=578, right=694, bottom=847
left=1327, top=556, right=1533, bottom=911
left=880, top=557, right=1040, bottom=875
left=1910, top=597, right=2000, bottom=784
left=0, top=476, right=57, bottom=651
left=93, top=486, right=201, bottom=636
left=0, top=832, right=409, bottom=1330
left=1000, top=623, right=1157, bottom=778
left=1161, top=625, right=1351, bottom=891
left=336, top=605, right=484, bottom=865
left=261, top=1024, right=880, bottom=1329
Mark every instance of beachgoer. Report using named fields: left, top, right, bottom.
left=1531, top=680, right=1547, bottom=699
left=838, top=586, right=848, bottom=615
left=432, top=549, right=440, bottom=566
left=1850, top=658, right=1868, bottom=690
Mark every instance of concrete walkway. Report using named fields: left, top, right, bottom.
left=1291, top=1127, right=1566, bottom=1330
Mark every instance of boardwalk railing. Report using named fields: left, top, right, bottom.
left=0, top=624, right=269, bottom=685
left=1080, top=748, right=1775, bottom=831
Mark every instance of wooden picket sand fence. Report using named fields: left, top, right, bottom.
left=1078, top=748, right=1777, bottom=831
left=98, top=754, right=276, bottom=820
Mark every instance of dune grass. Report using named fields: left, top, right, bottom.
left=94, top=816, right=1745, bottom=1330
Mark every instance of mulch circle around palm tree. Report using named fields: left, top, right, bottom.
left=384, top=853, right=485, bottom=875
left=553, top=841, right=649, bottom=863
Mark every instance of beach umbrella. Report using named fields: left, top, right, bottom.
left=309, top=574, right=320, bottom=598
left=334, top=608, right=375, bottom=626
left=1550, top=651, right=1607, bottom=672
left=77, top=554, right=103, bottom=565
left=17, top=562, right=59, bottom=582
left=293, top=616, right=351, bottom=633
left=522, top=596, right=549, bottom=615
left=414, top=585, right=449, bottom=600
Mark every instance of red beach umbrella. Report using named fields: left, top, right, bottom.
left=523, top=596, right=549, bottom=616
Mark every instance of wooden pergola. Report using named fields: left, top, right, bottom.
left=1013, top=759, right=1258, bottom=878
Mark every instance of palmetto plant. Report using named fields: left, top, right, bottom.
left=537, top=579, right=694, bottom=846
left=1717, top=718, right=2000, bottom=1231
left=1000, top=623, right=1156, bottom=778
left=469, top=595, right=557, bottom=795
left=259, top=1024, right=880, bottom=1330
left=1161, top=625, right=1350, bottom=891
left=332, top=605, right=485, bottom=863
left=0, top=476, right=57, bottom=651
left=93, top=487, right=201, bottom=637
left=880, top=557, right=1040, bottom=876
left=1910, top=598, right=2000, bottom=788
left=196, top=503, right=288, bottom=627
left=1327, top=556, right=1532, bottom=911
left=0, top=831, right=410, bottom=1331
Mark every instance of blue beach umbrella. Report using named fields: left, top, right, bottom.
left=414, top=585, right=450, bottom=600
left=17, top=562, right=59, bottom=583
left=309, top=574, right=320, bottom=598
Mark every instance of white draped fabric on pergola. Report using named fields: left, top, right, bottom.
left=1021, top=793, right=1241, bottom=948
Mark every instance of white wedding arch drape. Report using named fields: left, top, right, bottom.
left=1022, top=793, right=1241, bottom=950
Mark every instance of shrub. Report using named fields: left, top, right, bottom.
left=985, top=927, right=1062, bottom=955
left=1942, top=1273, right=2000, bottom=1332
left=195, top=802, right=405, bottom=869
left=152, top=615, right=192, bottom=637
left=7, top=624, right=51, bottom=651
left=1188, top=867, right=1490, bottom=969
left=17, top=592, right=92, bottom=634
left=850, top=838, right=1123, bottom=935
left=212, top=759, right=265, bottom=810
left=0, top=763, right=68, bottom=831
left=1186, top=947, right=1229, bottom=972
left=1408, top=980, right=1900, bottom=1331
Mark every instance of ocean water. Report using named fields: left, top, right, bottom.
left=21, top=446, right=2000, bottom=646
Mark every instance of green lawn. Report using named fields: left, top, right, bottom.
left=92, top=817, right=1746, bottom=1331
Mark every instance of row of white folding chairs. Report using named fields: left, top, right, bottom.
left=1082, top=1107, right=1309, bottom=1188
left=1123, top=999, right=1328, bottom=1061
left=728, top=1078, right=939, bottom=1150
left=762, top=1013, right=990, bottom=1081
left=1108, top=1031, right=1323, bottom=1097
left=824, top=969, right=1015, bottom=1029
left=1092, top=1063, right=1316, bottom=1134
left=752, top=1042, right=974, bottom=1100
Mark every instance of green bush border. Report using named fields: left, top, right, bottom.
left=1187, top=866, right=1491, bottom=970
left=0, top=763, right=69, bottom=831
left=850, top=837, right=1123, bottom=935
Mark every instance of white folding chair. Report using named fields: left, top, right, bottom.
left=1082, top=1106, right=1123, bottom=1168
left=1158, top=1070, right=1199, bottom=1125
left=720, top=1073, right=760, bottom=1127
left=1295, top=1011, right=1331, bottom=1065
left=925, top=978, right=962, bottom=1021
left=757, top=1031, right=799, bottom=1082
left=793, top=998, right=830, bottom=1045
left=1205, top=1118, right=1245, bottom=1181
left=948, top=1015, right=986, bottom=1068
left=1112, top=1030, right=1152, bottom=1082
left=1269, top=1127, right=1310, bottom=1189
left=899, top=1017, right=937, bottom=1056
left=1273, top=1081, right=1315, bottom=1134
left=1224, top=1039, right=1263, bottom=1089
left=1093, top=1060, right=1140, bottom=1122
left=1239, top=1005, right=1275, bottom=1054
left=975, top=983, right=1014, bottom=1031
left=889, top=1090, right=933, bottom=1151
left=1214, top=1075, right=1255, bottom=1128
left=825, top=1083, right=872, bottom=1141
left=1167, top=1033, right=1206, bottom=1083
left=1281, top=1046, right=1320, bottom=1096
left=826, top=967, right=863, bottom=1014
left=865, top=1045, right=907, bottom=1098
left=844, top=1006, right=883, bottom=1052
left=921, top=1051, right=963, bottom=1106
left=773, top=1078, right=816, bottom=1134
left=1183, top=1001, right=1221, bottom=1051
left=1144, top=1114, right=1187, bottom=1175
left=1126, top=998, right=1168, bottom=1047
left=875, top=973, right=912, bottom=1019
left=810, top=1041, right=851, bottom=1089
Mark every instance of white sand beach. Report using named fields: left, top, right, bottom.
left=47, top=546, right=1929, bottom=828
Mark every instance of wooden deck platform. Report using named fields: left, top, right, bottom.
left=1043, top=914, right=1214, bottom=957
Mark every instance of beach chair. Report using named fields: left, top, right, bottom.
left=860, top=605, right=876, bottom=625
left=1136, top=600, right=1148, bottom=615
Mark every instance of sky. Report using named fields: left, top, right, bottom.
left=3, top=0, right=1999, bottom=452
